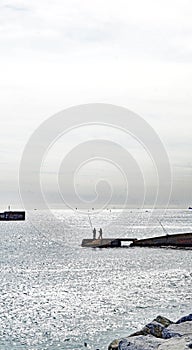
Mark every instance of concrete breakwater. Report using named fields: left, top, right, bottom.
left=82, top=233, right=192, bottom=248
left=130, top=232, right=192, bottom=248
left=108, top=313, right=192, bottom=350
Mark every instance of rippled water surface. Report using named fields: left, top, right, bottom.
left=0, top=209, right=192, bottom=350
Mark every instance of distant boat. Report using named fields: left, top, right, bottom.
left=0, top=211, right=25, bottom=221
left=188, top=207, right=192, bottom=210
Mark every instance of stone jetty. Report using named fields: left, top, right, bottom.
left=108, top=313, right=192, bottom=350
left=130, top=232, right=192, bottom=248
left=81, top=238, right=137, bottom=248
left=82, top=233, right=192, bottom=248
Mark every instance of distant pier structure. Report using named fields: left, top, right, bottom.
left=0, top=211, right=25, bottom=221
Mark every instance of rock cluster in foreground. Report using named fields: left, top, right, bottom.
left=108, top=314, right=192, bottom=350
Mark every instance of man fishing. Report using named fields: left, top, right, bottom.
left=93, top=227, right=96, bottom=240
left=98, top=228, right=103, bottom=239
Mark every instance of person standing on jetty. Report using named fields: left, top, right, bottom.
left=93, top=227, right=96, bottom=240
left=98, top=228, right=103, bottom=239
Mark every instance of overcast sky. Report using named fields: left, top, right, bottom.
left=0, top=0, right=192, bottom=209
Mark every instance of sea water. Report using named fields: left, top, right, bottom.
left=0, top=209, right=192, bottom=350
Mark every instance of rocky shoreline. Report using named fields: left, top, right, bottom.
left=108, top=313, right=192, bottom=350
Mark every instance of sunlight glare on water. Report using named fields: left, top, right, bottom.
left=0, top=209, right=192, bottom=350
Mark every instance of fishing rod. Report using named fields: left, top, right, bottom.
left=158, top=219, right=169, bottom=235
left=88, top=214, right=93, bottom=232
